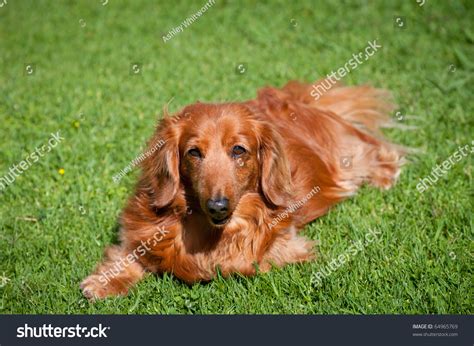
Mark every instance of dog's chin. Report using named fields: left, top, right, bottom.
left=209, top=215, right=231, bottom=228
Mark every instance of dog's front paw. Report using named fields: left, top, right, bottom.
left=80, top=274, right=123, bottom=300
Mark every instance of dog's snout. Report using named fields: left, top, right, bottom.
left=206, top=198, right=229, bottom=216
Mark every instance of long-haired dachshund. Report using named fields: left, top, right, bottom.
left=81, top=79, right=405, bottom=299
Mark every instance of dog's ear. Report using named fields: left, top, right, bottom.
left=258, top=123, right=293, bottom=208
left=142, top=118, right=180, bottom=209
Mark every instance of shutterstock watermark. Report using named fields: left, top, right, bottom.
left=162, top=0, right=215, bottom=43
left=112, top=139, right=165, bottom=183
left=0, top=131, right=65, bottom=192
left=417, top=140, right=473, bottom=193
left=98, top=227, right=169, bottom=285
left=310, top=39, right=382, bottom=101
left=310, top=228, right=382, bottom=288
left=17, top=324, right=110, bottom=338
left=268, top=186, right=320, bottom=229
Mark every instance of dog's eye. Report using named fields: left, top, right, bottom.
left=188, top=148, right=202, bottom=158
left=231, top=145, right=246, bottom=157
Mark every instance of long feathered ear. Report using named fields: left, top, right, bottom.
left=141, top=117, right=180, bottom=209
left=258, top=123, right=293, bottom=208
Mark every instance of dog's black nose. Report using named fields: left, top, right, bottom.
left=206, top=198, right=229, bottom=216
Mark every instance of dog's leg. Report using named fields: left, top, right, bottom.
left=80, top=245, right=145, bottom=300
left=260, top=227, right=315, bottom=272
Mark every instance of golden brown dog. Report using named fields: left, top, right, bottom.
left=81, top=79, right=405, bottom=299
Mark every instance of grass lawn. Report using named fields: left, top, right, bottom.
left=0, top=0, right=472, bottom=314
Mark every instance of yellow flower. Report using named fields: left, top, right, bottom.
left=73, top=121, right=80, bottom=128
left=58, top=168, right=65, bottom=175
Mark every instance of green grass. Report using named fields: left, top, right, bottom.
left=0, top=0, right=472, bottom=314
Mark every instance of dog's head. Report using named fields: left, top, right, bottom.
left=142, top=103, right=292, bottom=227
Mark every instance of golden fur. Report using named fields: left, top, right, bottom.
left=81, top=79, right=405, bottom=299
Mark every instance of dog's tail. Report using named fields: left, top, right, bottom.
left=282, top=79, right=398, bottom=133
